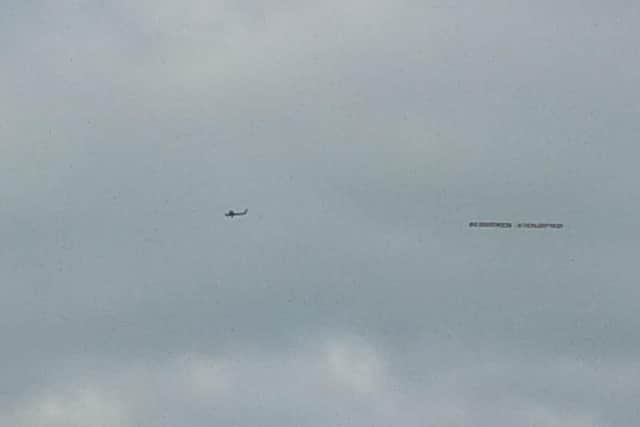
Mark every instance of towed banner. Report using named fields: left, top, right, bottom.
left=468, top=222, right=512, bottom=228
left=469, top=222, right=563, bottom=229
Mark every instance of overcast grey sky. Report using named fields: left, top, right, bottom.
left=2, top=1, right=640, bottom=426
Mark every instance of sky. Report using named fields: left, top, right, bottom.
left=2, top=1, right=640, bottom=426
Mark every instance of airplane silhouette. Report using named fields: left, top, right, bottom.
left=225, top=209, right=248, bottom=218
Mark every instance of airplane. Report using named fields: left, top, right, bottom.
left=225, top=209, right=248, bottom=218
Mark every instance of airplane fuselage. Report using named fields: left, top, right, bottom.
left=225, top=209, right=248, bottom=218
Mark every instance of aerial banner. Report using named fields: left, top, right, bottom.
left=469, top=222, right=563, bottom=229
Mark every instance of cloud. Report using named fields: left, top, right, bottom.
left=0, top=387, right=131, bottom=427
left=2, top=0, right=640, bottom=425
left=1, top=335, right=620, bottom=427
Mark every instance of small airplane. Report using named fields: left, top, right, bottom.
left=225, top=209, right=248, bottom=218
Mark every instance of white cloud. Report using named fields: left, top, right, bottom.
left=2, top=0, right=640, bottom=425
left=0, top=336, right=613, bottom=427
left=1, top=387, right=131, bottom=427
left=324, top=337, right=387, bottom=394
left=177, top=352, right=234, bottom=399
